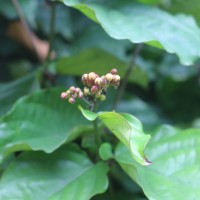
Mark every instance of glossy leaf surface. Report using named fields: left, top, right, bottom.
left=115, top=126, right=200, bottom=200
left=0, top=144, right=109, bottom=200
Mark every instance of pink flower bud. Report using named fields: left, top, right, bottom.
left=105, top=73, right=113, bottom=82
left=70, top=86, right=76, bottom=92
left=94, top=77, right=102, bottom=88
left=60, top=92, right=67, bottom=99
left=82, top=74, right=88, bottom=85
left=76, top=88, right=81, bottom=93
left=78, top=92, right=83, bottom=98
left=69, top=97, right=75, bottom=104
left=111, top=68, right=118, bottom=75
left=91, top=85, right=98, bottom=94
left=101, top=76, right=107, bottom=88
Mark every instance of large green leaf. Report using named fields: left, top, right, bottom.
left=57, top=48, right=148, bottom=88
left=115, top=125, right=200, bottom=200
left=161, top=0, right=200, bottom=26
left=0, top=88, right=90, bottom=163
left=79, top=107, right=151, bottom=166
left=0, top=144, right=109, bottom=200
left=59, top=0, right=200, bottom=65
left=0, top=73, right=40, bottom=116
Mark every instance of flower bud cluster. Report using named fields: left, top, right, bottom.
left=81, top=69, right=120, bottom=102
left=60, top=68, right=120, bottom=104
left=60, top=86, right=83, bottom=104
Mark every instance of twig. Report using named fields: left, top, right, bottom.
left=82, top=97, right=94, bottom=109
left=11, top=0, right=39, bottom=61
left=46, top=2, right=56, bottom=64
left=113, top=43, right=144, bottom=109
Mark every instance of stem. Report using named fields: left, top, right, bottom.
left=113, top=43, right=144, bottom=109
left=46, top=2, right=56, bottom=64
left=93, top=119, right=101, bottom=148
left=82, top=97, right=94, bottom=110
left=11, top=0, right=39, bottom=61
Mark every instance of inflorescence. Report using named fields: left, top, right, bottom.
left=60, top=68, right=120, bottom=104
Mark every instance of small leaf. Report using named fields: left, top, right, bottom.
left=79, top=107, right=151, bottom=165
left=99, top=143, right=113, bottom=161
left=115, top=125, right=200, bottom=200
left=0, top=144, right=109, bottom=200
left=0, top=88, right=90, bottom=163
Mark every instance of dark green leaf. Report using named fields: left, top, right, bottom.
left=60, top=0, right=200, bottom=65
left=115, top=125, right=200, bottom=200
left=0, top=73, right=40, bottom=116
left=0, top=144, right=109, bottom=200
left=0, top=88, right=90, bottom=163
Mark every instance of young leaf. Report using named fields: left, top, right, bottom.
left=0, top=144, right=109, bottom=200
left=0, top=88, right=91, bottom=163
left=99, top=143, right=113, bottom=161
left=79, top=107, right=151, bottom=166
left=59, top=0, right=200, bottom=65
left=115, top=125, right=200, bottom=200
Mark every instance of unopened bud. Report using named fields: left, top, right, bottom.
left=84, top=87, right=90, bottom=95
left=100, top=94, right=106, bottom=101
left=94, top=77, right=102, bottom=88
left=76, top=88, right=81, bottom=93
left=70, top=86, right=76, bottom=92
left=82, top=74, right=88, bottom=85
left=69, top=97, right=75, bottom=104
left=111, top=68, right=118, bottom=75
left=60, top=92, right=67, bottom=99
left=101, top=76, right=107, bottom=88
left=106, top=73, right=113, bottom=82
left=113, top=75, right=120, bottom=82
left=78, top=92, right=83, bottom=98
left=88, top=72, right=98, bottom=81
left=91, top=85, right=98, bottom=94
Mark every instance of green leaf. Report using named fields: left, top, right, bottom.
left=0, top=144, right=109, bottom=200
left=60, top=0, right=200, bottom=65
left=0, top=73, right=40, bottom=116
left=79, top=107, right=151, bottom=165
left=57, top=48, right=148, bottom=88
left=0, top=88, right=90, bottom=163
left=99, top=143, right=113, bottom=161
left=115, top=125, right=200, bottom=200
left=161, top=0, right=200, bottom=26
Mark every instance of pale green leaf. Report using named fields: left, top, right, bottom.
left=79, top=107, right=151, bottom=165
left=115, top=125, right=200, bottom=200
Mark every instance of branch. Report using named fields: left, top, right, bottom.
left=11, top=0, right=40, bottom=61
left=113, top=43, right=144, bottom=109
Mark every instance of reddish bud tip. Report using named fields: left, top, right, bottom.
left=91, top=85, right=98, bottom=94
left=111, top=68, right=118, bottom=75
left=60, top=92, right=67, bottom=99
left=69, top=97, right=75, bottom=104
left=78, top=92, right=84, bottom=98
left=70, top=86, right=76, bottom=92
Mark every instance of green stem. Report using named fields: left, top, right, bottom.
left=93, top=119, right=101, bottom=148
left=113, top=43, right=144, bottom=109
